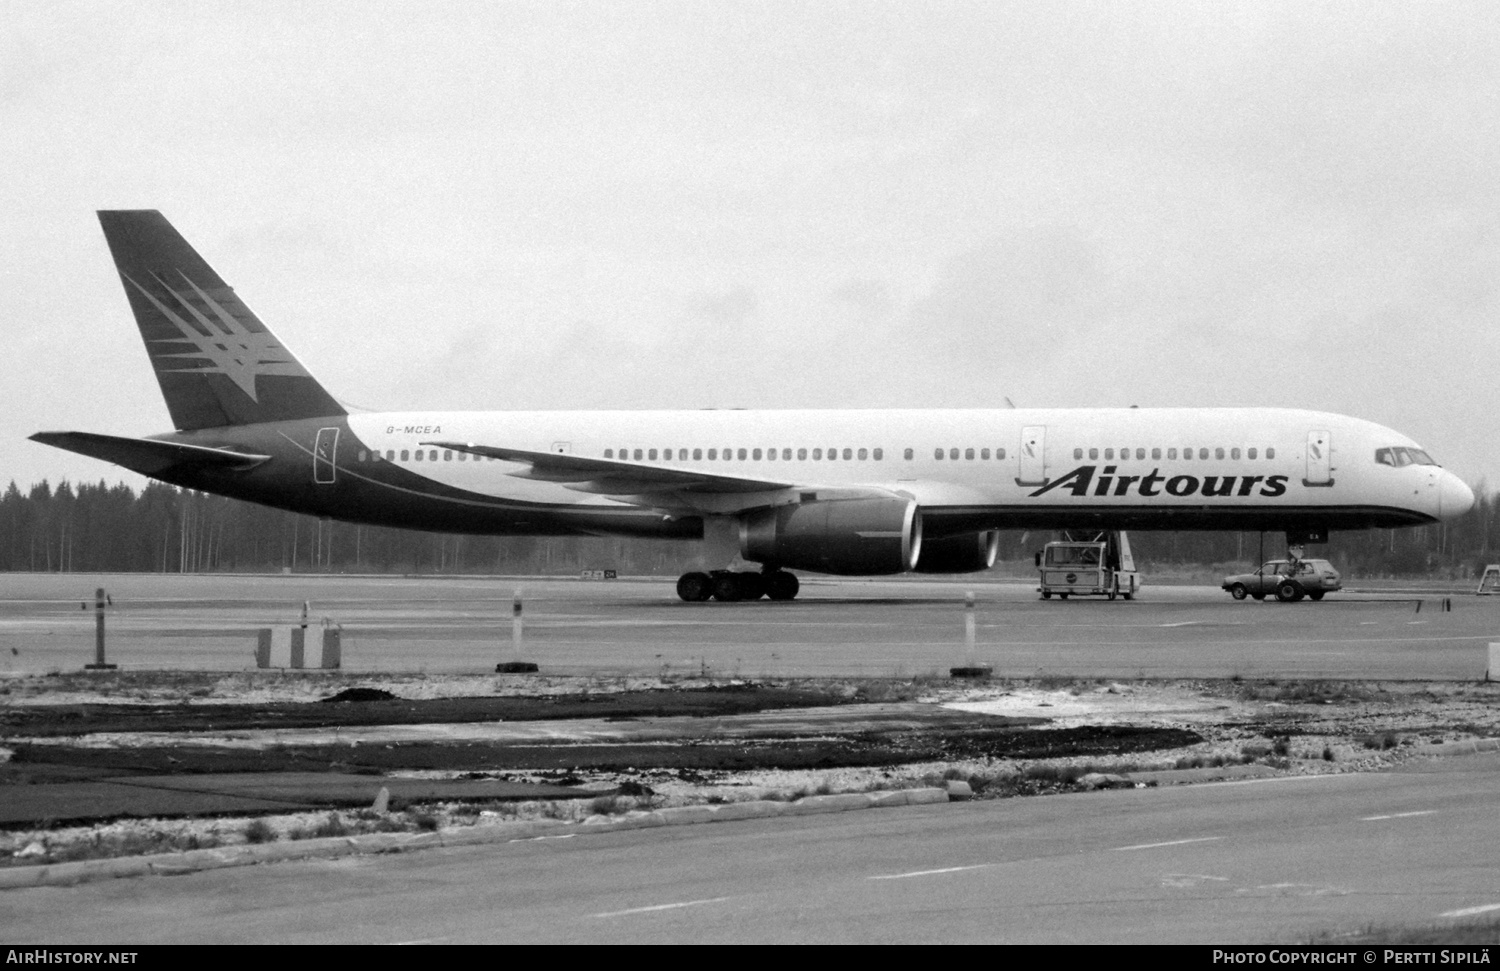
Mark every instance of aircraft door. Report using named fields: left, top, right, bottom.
left=1018, top=426, right=1047, bottom=486
left=1304, top=430, right=1332, bottom=486
left=314, top=427, right=339, bottom=484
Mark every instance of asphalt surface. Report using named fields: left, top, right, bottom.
left=0, top=572, right=1492, bottom=679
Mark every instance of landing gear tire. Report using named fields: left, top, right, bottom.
left=711, top=572, right=743, bottom=602
left=738, top=572, right=767, bottom=601
left=1058, top=593, right=1068, bottom=600
left=676, top=572, right=713, bottom=602
left=1041, top=591, right=1052, bottom=600
left=1230, top=583, right=1248, bottom=601
left=1251, top=593, right=1266, bottom=601
left=1275, top=580, right=1304, bottom=603
left=1307, top=591, right=1325, bottom=601
left=765, top=571, right=799, bottom=601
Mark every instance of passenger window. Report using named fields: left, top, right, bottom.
left=813, top=448, right=823, bottom=460
left=604, top=449, right=613, bottom=458
left=1167, top=448, right=1176, bottom=459
left=430, top=450, right=438, bottom=461
left=400, top=450, right=409, bottom=461
left=1136, top=448, right=1145, bottom=460
left=903, top=448, right=913, bottom=460
left=1267, top=447, right=1276, bottom=459
left=1182, top=447, right=1192, bottom=460
left=752, top=448, right=762, bottom=460
left=1199, top=448, right=1209, bottom=460
left=458, top=452, right=467, bottom=461
left=873, top=448, right=883, bottom=460
left=783, top=448, right=792, bottom=460
left=723, top=447, right=732, bottom=460
left=708, top=448, right=717, bottom=460
left=1248, top=448, right=1257, bottom=460
left=1074, top=448, right=1082, bottom=460
left=1231, top=448, right=1240, bottom=460
left=443, top=450, right=452, bottom=461
left=693, top=448, right=702, bottom=460
left=414, top=450, right=424, bottom=461
left=983, top=448, right=992, bottom=460
left=1105, top=448, right=1114, bottom=460
left=386, top=450, right=395, bottom=460
left=357, top=450, right=367, bottom=462
left=766, top=449, right=775, bottom=461
left=1151, top=448, right=1161, bottom=460
left=798, top=448, right=808, bottom=460
left=737, top=448, right=746, bottom=460
left=935, top=448, right=944, bottom=460
left=648, top=449, right=657, bottom=460
left=633, top=449, right=643, bottom=460
left=843, top=448, right=852, bottom=460
left=663, top=449, right=672, bottom=461
left=828, top=449, right=838, bottom=461
left=996, top=448, right=1005, bottom=459
left=965, top=448, right=974, bottom=460
left=858, top=448, right=868, bottom=460
left=1089, top=448, right=1099, bottom=460
left=1215, top=448, right=1225, bottom=460
left=949, top=448, right=959, bottom=460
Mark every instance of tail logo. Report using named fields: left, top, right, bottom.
left=122, top=270, right=303, bottom=401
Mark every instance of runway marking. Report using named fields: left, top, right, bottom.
left=1362, top=810, right=1437, bottom=821
left=1441, top=902, right=1500, bottom=919
left=1112, top=837, right=1222, bottom=851
left=869, top=864, right=997, bottom=880
left=595, top=897, right=735, bottom=918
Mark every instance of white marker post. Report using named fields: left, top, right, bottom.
left=512, top=588, right=523, bottom=655
left=85, top=587, right=117, bottom=671
left=965, top=591, right=977, bottom=658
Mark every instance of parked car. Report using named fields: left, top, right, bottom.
left=1221, top=559, right=1342, bottom=602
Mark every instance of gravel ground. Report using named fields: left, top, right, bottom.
left=3, top=672, right=1498, bottom=867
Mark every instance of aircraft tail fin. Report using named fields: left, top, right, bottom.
left=97, top=210, right=345, bottom=431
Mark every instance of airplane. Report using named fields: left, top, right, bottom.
left=31, top=210, right=1476, bottom=602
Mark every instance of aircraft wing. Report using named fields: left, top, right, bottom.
left=421, top=441, right=796, bottom=496
left=29, top=431, right=271, bottom=476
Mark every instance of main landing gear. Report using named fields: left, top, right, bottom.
left=676, top=568, right=800, bottom=602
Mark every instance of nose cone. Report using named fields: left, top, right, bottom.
left=1441, top=473, right=1476, bottom=519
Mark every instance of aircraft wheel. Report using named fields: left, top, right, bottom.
left=1275, top=580, right=1303, bottom=603
left=711, top=573, right=743, bottom=602
left=1307, top=591, right=1325, bottom=601
left=738, top=571, right=767, bottom=601
left=1040, top=591, right=1052, bottom=600
left=676, top=572, right=713, bottom=602
left=1230, top=583, right=1248, bottom=601
left=1058, top=593, right=1068, bottom=600
left=1251, top=593, right=1266, bottom=601
left=765, top=571, right=799, bottom=601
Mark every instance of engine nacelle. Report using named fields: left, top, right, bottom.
left=913, top=531, right=1000, bottom=574
left=740, top=498, right=922, bottom=576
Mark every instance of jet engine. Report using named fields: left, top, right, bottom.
left=913, top=530, right=999, bottom=573
left=740, top=497, right=922, bottom=575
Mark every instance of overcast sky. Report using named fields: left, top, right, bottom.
left=4, top=1, right=1499, bottom=493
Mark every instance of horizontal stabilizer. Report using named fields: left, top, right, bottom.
left=421, top=441, right=794, bottom=496
left=29, top=431, right=270, bottom=477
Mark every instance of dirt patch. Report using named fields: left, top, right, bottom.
left=0, top=684, right=853, bottom=737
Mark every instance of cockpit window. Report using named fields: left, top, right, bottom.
left=1375, top=446, right=1439, bottom=468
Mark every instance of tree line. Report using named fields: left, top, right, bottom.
left=1, top=478, right=1493, bottom=579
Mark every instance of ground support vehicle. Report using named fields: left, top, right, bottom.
left=1221, top=558, right=1342, bottom=602
left=1036, top=531, right=1139, bottom=601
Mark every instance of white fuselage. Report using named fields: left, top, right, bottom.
left=341, top=407, right=1471, bottom=530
